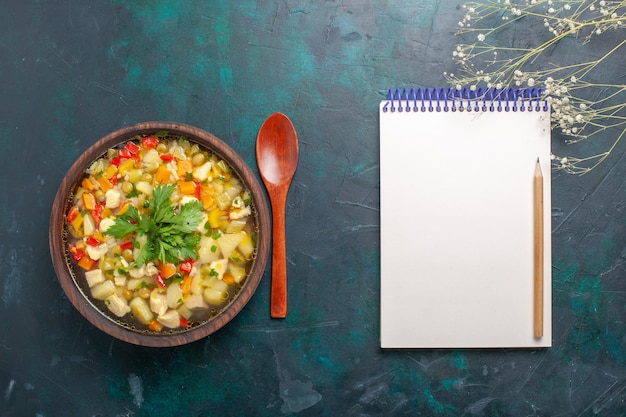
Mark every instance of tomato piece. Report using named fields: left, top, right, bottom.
left=180, top=317, right=189, bottom=328
left=92, top=202, right=104, bottom=226
left=110, top=156, right=121, bottom=167
left=119, top=148, right=132, bottom=159
left=142, top=136, right=159, bottom=149
left=179, top=260, right=194, bottom=274
left=160, top=154, right=174, bottom=162
left=67, top=206, right=80, bottom=223
left=125, top=142, right=140, bottom=155
left=86, top=236, right=101, bottom=246
left=120, top=241, right=134, bottom=251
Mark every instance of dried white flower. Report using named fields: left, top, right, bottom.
left=448, top=0, right=624, bottom=173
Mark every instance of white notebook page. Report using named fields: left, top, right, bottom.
left=380, top=100, right=552, bottom=348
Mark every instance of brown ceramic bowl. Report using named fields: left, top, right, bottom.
left=49, top=122, right=270, bottom=347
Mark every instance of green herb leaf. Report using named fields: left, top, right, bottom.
left=103, top=184, right=204, bottom=266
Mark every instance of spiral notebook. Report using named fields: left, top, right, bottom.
left=380, top=87, right=552, bottom=348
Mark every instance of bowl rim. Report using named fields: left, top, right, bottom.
left=49, top=121, right=270, bottom=347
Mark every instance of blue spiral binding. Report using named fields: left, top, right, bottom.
left=383, top=87, right=549, bottom=113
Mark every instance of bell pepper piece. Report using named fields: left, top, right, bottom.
left=222, top=272, right=236, bottom=285
left=160, top=154, right=174, bottom=162
left=118, top=159, right=135, bottom=176
left=155, top=274, right=167, bottom=288
left=71, top=214, right=84, bottom=234
left=180, top=316, right=189, bottom=328
left=178, top=181, right=196, bottom=195
left=117, top=202, right=130, bottom=215
left=98, top=177, right=113, bottom=192
left=155, top=165, right=171, bottom=184
left=82, top=192, right=96, bottom=211
left=201, top=192, right=214, bottom=209
left=181, top=275, right=192, bottom=296
left=86, top=236, right=101, bottom=246
left=148, top=320, right=163, bottom=332
left=69, top=245, right=85, bottom=261
left=177, top=160, right=193, bottom=177
left=92, top=202, right=104, bottom=226
left=93, top=230, right=105, bottom=242
left=110, top=156, right=121, bottom=167
left=82, top=178, right=95, bottom=190
left=208, top=209, right=225, bottom=229
left=158, top=262, right=177, bottom=279
left=77, top=254, right=97, bottom=270
left=105, top=165, right=118, bottom=178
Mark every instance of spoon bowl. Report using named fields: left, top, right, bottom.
left=256, top=113, right=299, bottom=318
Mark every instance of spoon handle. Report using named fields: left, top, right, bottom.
left=270, top=188, right=289, bottom=318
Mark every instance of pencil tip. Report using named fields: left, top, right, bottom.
left=536, top=157, right=540, bottom=163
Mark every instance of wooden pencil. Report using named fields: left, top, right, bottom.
left=534, top=158, right=544, bottom=338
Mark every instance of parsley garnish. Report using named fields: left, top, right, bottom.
left=104, top=184, right=204, bottom=266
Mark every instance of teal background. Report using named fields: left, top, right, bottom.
left=1, top=1, right=624, bottom=416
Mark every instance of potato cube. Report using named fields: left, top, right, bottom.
left=157, top=310, right=181, bottom=329
left=166, top=282, right=183, bottom=309
left=91, top=280, right=115, bottom=300
left=129, top=297, right=154, bottom=325
left=185, top=294, right=208, bottom=310
left=149, top=290, right=168, bottom=316
left=105, top=294, right=131, bottom=317
left=85, top=269, right=105, bottom=288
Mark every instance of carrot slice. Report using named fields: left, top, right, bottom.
left=82, top=192, right=96, bottom=210
left=158, top=262, right=177, bottom=279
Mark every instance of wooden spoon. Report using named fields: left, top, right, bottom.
left=256, top=113, right=299, bottom=318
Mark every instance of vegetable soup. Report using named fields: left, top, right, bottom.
left=65, top=132, right=258, bottom=333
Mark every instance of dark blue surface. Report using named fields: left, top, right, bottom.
left=0, top=1, right=624, bottom=416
